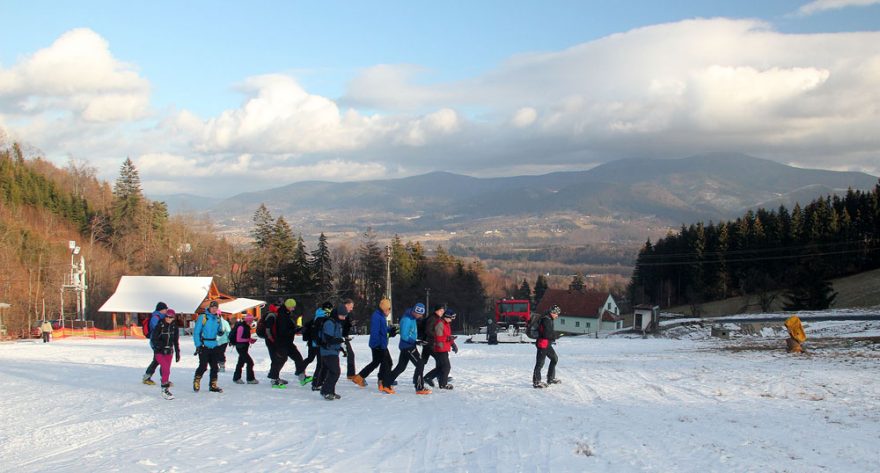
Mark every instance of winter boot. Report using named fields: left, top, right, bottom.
left=209, top=379, right=223, bottom=393
left=438, top=384, right=454, bottom=390
left=323, top=393, right=336, bottom=401
left=311, top=384, right=322, bottom=391
left=333, top=393, right=341, bottom=399
left=533, top=382, right=548, bottom=389
left=233, top=379, right=245, bottom=384
left=547, top=379, right=561, bottom=384
left=271, top=379, right=288, bottom=389
left=416, top=389, right=432, bottom=395
left=351, top=375, right=366, bottom=387
left=193, top=375, right=202, bottom=392
left=142, top=374, right=156, bottom=386
left=247, top=379, right=259, bottom=385
left=300, top=376, right=314, bottom=386
left=161, top=384, right=174, bottom=400
left=381, top=384, right=396, bottom=395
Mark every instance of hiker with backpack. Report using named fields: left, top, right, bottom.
left=142, top=301, right=168, bottom=386
left=266, top=298, right=297, bottom=388
left=350, top=298, right=395, bottom=393
left=386, top=303, right=431, bottom=395
left=150, top=308, right=180, bottom=399
left=532, top=304, right=561, bottom=389
left=424, top=307, right=457, bottom=390
left=318, top=306, right=348, bottom=400
left=278, top=299, right=309, bottom=384
left=193, top=300, right=226, bottom=393
left=339, top=298, right=358, bottom=380
left=417, top=304, right=443, bottom=386
left=310, top=302, right=334, bottom=392
left=232, top=313, right=259, bottom=385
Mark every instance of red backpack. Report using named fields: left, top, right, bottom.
left=142, top=316, right=152, bottom=337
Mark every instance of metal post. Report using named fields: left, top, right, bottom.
left=385, top=245, right=392, bottom=323
left=425, top=288, right=431, bottom=314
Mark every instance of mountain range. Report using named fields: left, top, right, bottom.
left=155, top=153, right=878, bottom=235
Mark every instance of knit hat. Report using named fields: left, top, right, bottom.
left=165, top=309, right=176, bottom=317
left=321, top=301, right=334, bottom=311
left=432, top=303, right=445, bottom=313
left=379, top=298, right=392, bottom=311
left=244, top=314, right=254, bottom=322
left=156, top=302, right=168, bottom=311
left=208, top=300, right=219, bottom=308
left=443, top=308, right=457, bottom=320
left=413, top=303, right=426, bottom=315
left=285, top=298, right=297, bottom=309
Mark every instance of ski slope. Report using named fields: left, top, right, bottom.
left=1, top=321, right=879, bottom=472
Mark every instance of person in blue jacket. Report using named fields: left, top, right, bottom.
left=193, top=300, right=226, bottom=393
left=350, top=298, right=395, bottom=393
left=386, top=303, right=431, bottom=394
left=310, top=302, right=333, bottom=391
left=318, top=307, right=347, bottom=400
left=142, top=302, right=167, bottom=385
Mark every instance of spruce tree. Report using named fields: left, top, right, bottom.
left=534, top=274, right=549, bottom=305
left=310, top=233, right=334, bottom=302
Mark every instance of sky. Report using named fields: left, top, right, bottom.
left=1, top=0, right=879, bottom=195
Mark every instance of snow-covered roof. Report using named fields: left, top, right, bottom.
left=98, top=276, right=215, bottom=314
left=220, top=297, right=265, bottom=314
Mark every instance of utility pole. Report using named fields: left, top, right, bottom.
left=61, top=240, right=88, bottom=323
left=425, top=288, right=431, bottom=314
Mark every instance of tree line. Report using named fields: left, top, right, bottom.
left=628, top=182, right=880, bottom=311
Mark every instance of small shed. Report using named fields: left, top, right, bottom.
left=633, top=305, right=660, bottom=333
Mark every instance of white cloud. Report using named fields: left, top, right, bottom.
left=512, top=107, right=537, bottom=128
left=0, top=28, right=150, bottom=122
left=798, top=0, right=880, bottom=16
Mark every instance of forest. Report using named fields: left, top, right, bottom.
left=628, top=183, right=880, bottom=312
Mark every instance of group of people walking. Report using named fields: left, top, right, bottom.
left=141, top=298, right=563, bottom=400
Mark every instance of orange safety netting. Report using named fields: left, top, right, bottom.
left=47, top=327, right=148, bottom=340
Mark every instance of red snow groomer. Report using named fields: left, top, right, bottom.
left=467, top=298, right=532, bottom=344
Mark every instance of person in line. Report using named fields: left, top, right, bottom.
left=232, top=313, right=259, bottom=384
left=386, top=303, right=431, bottom=395
left=150, top=308, right=180, bottom=399
left=262, top=306, right=284, bottom=386
left=310, top=302, right=333, bottom=391
left=217, top=313, right=231, bottom=372
left=417, top=304, right=443, bottom=385
left=267, top=298, right=297, bottom=388
left=339, top=299, right=358, bottom=380
left=142, top=302, right=168, bottom=385
left=277, top=298, right=308, bottom=384
left=40, top=320, right=53, bottom=343
left=424, top=308, right=456, bottom=390
left=533, top=304, right=561, bottom=389
left=318, top=304, right=348, bottom=400
left=351, top=298, right=395, bottom=392
left=193, top=300, right=226, bottom=393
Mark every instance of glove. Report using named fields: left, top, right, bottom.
left=175, top=351, right=181, bottom=363
left=389, top=326, right=398, bottom=337
left=341, top=347, right=348, bottom=357
left=452, top=342, right=459, bottom=354
left=450, top=335, right=457, bottom=340
left=193, top=347, right=200, bottom=356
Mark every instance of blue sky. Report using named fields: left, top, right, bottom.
left=1, top=0, right=879, bottom=194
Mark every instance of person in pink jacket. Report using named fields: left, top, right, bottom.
left=232, top=314, right=259, bottom=384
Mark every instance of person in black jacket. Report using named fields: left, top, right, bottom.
left=339, top=299, right=358, bottom=379
left=417, top=304, right=443, bottom=385
left=533, top=305, right=561, bottom=388
left=150, top=309, right=181, bottom=399
left=232, top=314, right=259, bottom=384
left=267, top=298, right=297, bottom=388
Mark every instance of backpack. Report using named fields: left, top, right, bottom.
left=301, top=315, right=313, bottom=342
left=308, top=316, right=325, bottom=344
left=256, top=313, right=273, bottom=339
left=142, top=316, right=152, bottom=337
left=526, top=314, right=543, bottom=340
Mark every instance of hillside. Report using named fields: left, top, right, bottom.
left=667, top=268, right=880, bottom=317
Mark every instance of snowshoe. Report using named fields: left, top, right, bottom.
left=233, top=379, right=245, bottom=384
left=271, top=379, right=288, bottom=389
left=142, top=374, right=156, bottom=386
left=533, top=382, right=548, bottom=389
left=247, top=379, right=259, bottom=385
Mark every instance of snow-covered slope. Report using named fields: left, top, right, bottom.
left=1, top=326, right=878, bottom=472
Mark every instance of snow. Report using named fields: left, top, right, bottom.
left=2, top=324, right=879, bottom=472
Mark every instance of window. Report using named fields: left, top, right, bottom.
left=575, top=321, right=580, bottom=327
left=586, top=322, right=591, bottom=328
left=560, top=319, right=565, bottom=325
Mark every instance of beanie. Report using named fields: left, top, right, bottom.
left=285, top=298, right=297, bottom=309
left=321, top=301, right=334, bottom=311
left=208, top=300, right=219, bottom=308
left=165, top=309, right=176, bottom=317
left=156, top=302, right=168, bottom=311
left=379, top=298, right=392, bottom=311
left=413, top=303, right=426, bottom=315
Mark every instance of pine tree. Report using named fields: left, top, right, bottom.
left=534, top=274, right=549, bottom=305
left=358, top=228, right=385, bottom=309
left=111, top=157, right=142, bottom=233
left=310, top=233, right=334, bottom=302
left=569, top=272, right=586, bottom=292
left=515, top=279, right=532, bottom=302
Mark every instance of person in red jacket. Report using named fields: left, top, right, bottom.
left=533, top=305, right=561, bottom=388
left=424, top=308, right=457, bottom=390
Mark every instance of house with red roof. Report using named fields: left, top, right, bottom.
left=534, top=288, right=622, bottom=335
